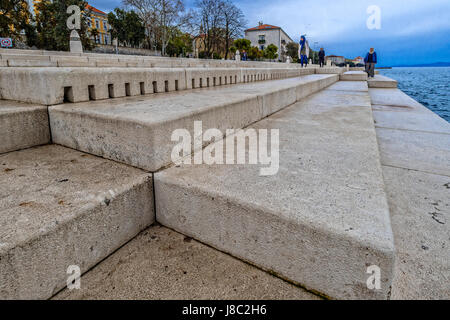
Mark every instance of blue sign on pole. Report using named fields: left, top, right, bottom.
left=0, top=38, right=13, bottom=48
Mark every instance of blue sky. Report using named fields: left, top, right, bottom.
left=89, top=0, right=450, bottom=66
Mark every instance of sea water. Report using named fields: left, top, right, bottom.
left=380, top=67, right=450, bottom=122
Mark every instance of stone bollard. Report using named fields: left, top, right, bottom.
left=235, top=50, right=240, bottom=61
left=286, top=56, right=291, bottom=63
left=69, top=30, right=83, bottom=54
left=346, top=64, right=350, bottom=71
left=326, top=60, right=332, bottom=67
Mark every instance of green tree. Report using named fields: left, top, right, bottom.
left=34, top=0, right=93, bottom=51
left=263, top=44, right=278, bottom=60
left=286, top=42, right=299, bottom=61
left=309, top=48, right=318, bottom=64
left=0, top=0, right=36, bottom=46
left=166, top=29, right=192, bottom=57
left=90, top=28, right=99, bottom=44
left=248, top=46, right=262, bottom=60
left=108, top=8, right=145, bottom=48
left=233, top=38, right=251, bottom=52
left=126, top=11, right=146, bottom=47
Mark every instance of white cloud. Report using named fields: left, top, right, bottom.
left=236, top=0, right=450, bottom=43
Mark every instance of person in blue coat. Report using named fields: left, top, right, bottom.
left=364, top=48, right=377, bottom=78
left=298, top=35, right=309, bottom=67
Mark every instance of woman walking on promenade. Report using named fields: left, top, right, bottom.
left=299, top=35, right=310, bottom=67
left=318, top=48, right=325, bottom=67
left=364, top=48, right=377, bottom=78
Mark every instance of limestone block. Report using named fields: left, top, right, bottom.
left=49, top=75, right=338, bottom=172
left=155, top=81, right=395, bottom=300
left=0, top=101, right=50, bottom=154
left=0, top=145, right=154, bottom=299
left=340, top=71, right=368, bottom=81
left=367, top=75, right=398, bottom=88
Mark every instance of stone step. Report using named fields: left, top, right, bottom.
left=0, top=101, right=50, bottom=154
left=49, top=74, right=338, bottom=172
left=315, top=67, right=345, bottom=74
left=368, top=75, right=398, bottom=88
left=154, top=80, right=395, bottom=300
left=340, top=71, right=368, bottom=81
left=369, top=87, right=450, bottom=299
left=0, top=145, right=154, bottom=299
left=53, top=225, right=321, bottom=300
left=0, top=67, right=315, bottom=105
left=0, top=50, right=312, bottom=69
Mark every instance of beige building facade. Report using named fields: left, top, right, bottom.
left=245, top=23, right=293, bottom=61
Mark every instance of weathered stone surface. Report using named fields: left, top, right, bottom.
left=0, top=101, right=50, bottom=154
left=69, top=30, right=83, bottom=54
left=371, top=89, right=450, bottom=176
left=0, top=49, right=308, bottom=70
left=325, top=80, right=368, bottom=92
left=382, top=167, right=449, bottom=300
left=54, top=225, right=321, bottom=300
left=340, top=71, right=368, bottom=81
left=370, top=87, right=450, bottom=299
left=371, top=88, right=450, bottom=133
left=315, top=67, right=344, bottom=74
left=155, top=81, right=395, bottom=300
left=49, top=74, right=338, bottom=172
left=1, top=54, right=50, bottom=61
left=376, top=128, right=450, bottom=176
left=0, top=145, right=154, bottom=299
left=53, top=57, right=96, bottom=68
left=0, top=66, right=318, bottom=105
left=6, top=60, right=57, bottom=67
left=368, top=75, right=397, bottom=88
left=0, top=67, right=188, bottom=105
left=370, top=87, right=424, bottom=108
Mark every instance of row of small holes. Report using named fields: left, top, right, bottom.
left=63, top=72, right=294, bottom=103
left=192, top=75, right=242, bottom=89
left=63, top=80, right=182, bottom=102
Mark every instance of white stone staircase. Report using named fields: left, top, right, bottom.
left=1, top=50, right=447, bottom=300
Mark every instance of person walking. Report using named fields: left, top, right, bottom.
left=242, top=50, right=248, bottom=61
left=298, top=35, right=310, bottom=67
left=318, top=48, right=325, bottom=68
left=364, top=48, right=377, bottom=78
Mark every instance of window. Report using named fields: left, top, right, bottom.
left=260, top=45, right=265, bottom=50
left=258, top=35, right=265, bottom=45
left=103, top=21, right=108, bottom=31
left=95, top=20, right=100, bottom=29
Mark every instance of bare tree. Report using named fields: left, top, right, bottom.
left=122, top=0, right=158, bottom=49
left=155, top=0, right=189, bottom=56
left=222, top=0, right=246, bottom=59
left=194, top=0, right=224, bottom=58
left=193, top=0, right=246, bottom=59
left=124, top=0, right=191, bottom=55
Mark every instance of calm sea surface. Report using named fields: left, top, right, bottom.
left=379, top=67, right=450, bottom=122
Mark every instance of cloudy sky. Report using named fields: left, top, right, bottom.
left=89, top=0, right=450, bottom=66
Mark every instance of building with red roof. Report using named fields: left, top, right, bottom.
left=85, top=4, right=110, bottom=45
left=244, top=22, right=293, bottom=61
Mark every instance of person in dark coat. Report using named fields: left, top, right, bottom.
left=318, top=48, right=325, bottom=68
left=242, top=50, right=248, bottom=61
left=364, top=48, right=377, bottom=78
